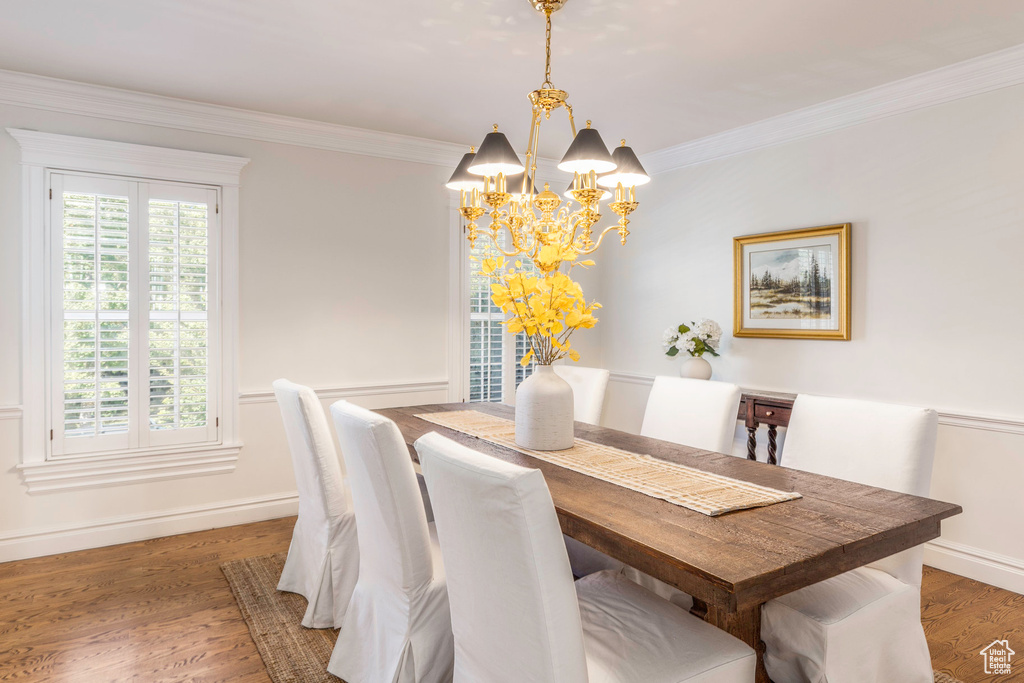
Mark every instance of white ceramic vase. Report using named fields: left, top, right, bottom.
left=679, top=356, right=713, bottom=380
left=515, top=364, right=575, bottom=451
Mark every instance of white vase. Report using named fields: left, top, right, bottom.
left=679, top=356, right=712, bottom=380
left=515, top=365, right=575, bottom=451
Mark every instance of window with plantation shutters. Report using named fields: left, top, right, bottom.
left=467, top=232, right=536, bottom=403
left=49, top=174, right=220, bottom=457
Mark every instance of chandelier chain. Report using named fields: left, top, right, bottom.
left=543, top=10, right=553, bottom=87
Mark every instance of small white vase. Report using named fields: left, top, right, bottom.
left=679, top=356, right=713, bottom=380
left=515, top=365, right=575, bottom=451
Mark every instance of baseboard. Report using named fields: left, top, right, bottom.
left=0, top=491, right=299, bottom=563
left=925, top=539, right=1024, bottom=595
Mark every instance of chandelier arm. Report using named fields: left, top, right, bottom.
left=476, top=229, right=524, bottom=258
left=564, top=101, right=577, bottom=137
left=576, top=225, right=623, bottom=255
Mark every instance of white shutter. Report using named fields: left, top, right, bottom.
left=50, top=174, right=135, bottom=455
left=143, top=184, right=220, bottom=447
left=466, top=234, right=536, bottom=404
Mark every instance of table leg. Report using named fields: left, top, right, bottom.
left=705, top=603, right=771, bottom=683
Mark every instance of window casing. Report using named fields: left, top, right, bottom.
left=10, top=129, right=248, bottom=491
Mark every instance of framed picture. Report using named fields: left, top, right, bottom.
left=733, top=223, right=850, bottom=340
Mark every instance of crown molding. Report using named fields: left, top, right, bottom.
left=2, top=40, right=1022, bottom=179
left=0, top=68, right=561, bottom=176
left=7, top=128, right=250, bottom=186
left=641, top=41, right=1024, bottom=175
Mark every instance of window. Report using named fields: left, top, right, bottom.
left=11, top=129, right=248, bottom=491
left=466, top=233, right=535, bottom=403
left=50, top=174, right=220, bottom=456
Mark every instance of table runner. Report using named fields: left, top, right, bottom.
left=415, top=410, right=801, bottom=516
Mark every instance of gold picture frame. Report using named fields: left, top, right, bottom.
left=733, top=223, right=851, bottom=340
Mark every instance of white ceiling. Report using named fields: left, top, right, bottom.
left=2, top=0, right=1024, bottom=157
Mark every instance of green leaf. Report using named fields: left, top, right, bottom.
left=705, top=346, right=720, bottom=357
left=677, top=323, right=690, bottom=334
left=666, top=347, right=679, bottom=357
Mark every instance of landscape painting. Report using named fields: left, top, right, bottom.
left=748, top=245, right=832, bottom=319
left=734, top=224, right=851, bottom=340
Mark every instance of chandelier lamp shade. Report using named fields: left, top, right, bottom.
left=446, top=0, right=649, bottom=257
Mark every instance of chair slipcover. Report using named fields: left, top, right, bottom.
left=273, top=379, right=358, bottom=629
left=415, top=431, right=755, bottom=683
left=762, top=394, right=939, bottom=683
left=641, top=376, right=743, bottom=453
left=553, top=365, right=611, bottom=425
left=328, top=401, right=453, bottom=683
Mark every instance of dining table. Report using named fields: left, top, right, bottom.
left=380, top=402, right=963, bottom=683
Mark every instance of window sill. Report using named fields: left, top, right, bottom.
left=17, top=442, right=244, bottom=493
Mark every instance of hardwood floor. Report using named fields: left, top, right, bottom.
left=1, top=517, right=1021, bottom=682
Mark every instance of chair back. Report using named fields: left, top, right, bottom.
left=330, top=401, right=435, bottom=593
left=640, top=376, right=742, bottom=453
left=273, top=379, right=349, bottom=522
left=553, top=365, right=610, bottom=425
left=784, top=394, right=938, bottom=586
left=416, top=432, right=588, bottom=683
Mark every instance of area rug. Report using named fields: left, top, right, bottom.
left=221, top=552, right=339, bottom=683
left=223, top=552, right=964, bottom=683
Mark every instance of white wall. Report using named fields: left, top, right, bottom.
left=596, top=83, right=1024, bottom=593
left=0, top=103, right=452, bottom=559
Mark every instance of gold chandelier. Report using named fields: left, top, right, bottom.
left=446, top=0, right=650, bottom=261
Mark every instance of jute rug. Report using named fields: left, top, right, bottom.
left=222, top=552, right=339, bottom=682
left=223, top=552, right=964, bottom=683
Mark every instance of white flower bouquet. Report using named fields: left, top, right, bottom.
left=662, top=318, right=722, bottom=358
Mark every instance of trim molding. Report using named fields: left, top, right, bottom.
left=607, top=371, right=1024, bottom=435
left=6, top=38, right=1024, bottom=179
left=925, top=538, right=1024, bottom=595
left=239, top=379, right=450, bottom=405
left=0, top=491, right=298, bottom=563
left=16, top=443, right=243, bottom=493
left=641, top=42, right=1024, bottom=174
left=6, top=128, right=250, bottom=186
left=0, top=404, right=22, bottom=421
left=0, top=68, right=561, bottom=176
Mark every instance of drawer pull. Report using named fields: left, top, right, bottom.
left=765, top=410, right=774, bottom=417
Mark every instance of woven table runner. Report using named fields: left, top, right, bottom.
left=415, top=410, right=801, bottom=516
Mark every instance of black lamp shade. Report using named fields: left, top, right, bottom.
left=468, top=131, right=525, bottom=176
left=506, top=171, right=536, bottom=199
left=558, top=127, right=617, bottom=174
left=597, top=145, right=650, bottom=188
left=563, top=179, right=611, bottom=201
left=446, top=151, right=485, bottom=191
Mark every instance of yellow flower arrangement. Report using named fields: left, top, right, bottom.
left=479, top=243, right=601, bottom=367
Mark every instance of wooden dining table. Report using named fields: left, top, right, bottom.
left=381, top=402, right=962, bottom=683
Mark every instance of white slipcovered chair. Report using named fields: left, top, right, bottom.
left=576, top=376, right=742, bottom=602
left=641, top=376, right=743, bottom=453
left=328, top=401, right=453, bottom=683
left=553, top=365, right=611, bottom=425
left=272, top=379, right=358, bottom=629
left=761, top=394, right=938, bottom=683
left=415, top=431, right=756, bottom=683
